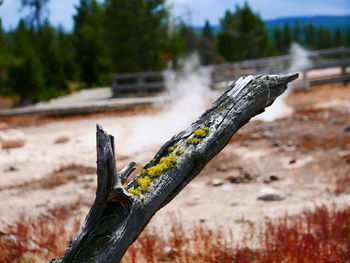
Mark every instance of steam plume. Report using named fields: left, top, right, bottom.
left=255, top=43, right=311, bottom=121
left=125, top=53, right=215, bottom=155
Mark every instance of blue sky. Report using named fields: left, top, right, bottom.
left=1, top=0, right=350, bottom=30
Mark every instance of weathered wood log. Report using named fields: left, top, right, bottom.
left=51, top=73, right=298, bottom=263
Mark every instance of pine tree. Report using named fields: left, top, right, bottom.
left=282, top=23, right=291, bottom=51
left=0, top=19, right=5, bottom=58
left=292, top=20, right=301, bottom=43
left=316, top=26, right=333, bottom=49
left=217, top=32, right=237, bottom=62
left=178, top=22, right=200, bottom=55
left=272, top=26, right=284, bottom=54
left=202, top=20, right=214, bottom=40
left=8, top=20, right=45, bottom=103
left=304, top=24, right=316, bottom=49
left=217, top=3, right=272, bottom=62
left=104, top=0, right=170, bottom=73
left=199, top=20, right=221, bottom=65
left=0, top=19, right=10, bottom=94
left=57, top=26, right=79, bottom=82
left=164, top=22, right=186, bottom=69
left=73, top=0, right=110, bottom=86
left=334, top=28, right=345, bottom=47
left=36, top=21, right=68, bottom=100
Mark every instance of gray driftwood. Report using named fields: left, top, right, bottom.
left=51, top=73, right=298, bottom=263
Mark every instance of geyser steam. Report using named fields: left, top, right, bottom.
left=255, top=43, right=312, bottom=121
left=126, top=53, right=215, bottom=155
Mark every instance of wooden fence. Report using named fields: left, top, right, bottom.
left=111, top=71, right=165, bottom=97
left=111, top=47, right=350, bottom=97
left=211, top=47, right=350, bottom=89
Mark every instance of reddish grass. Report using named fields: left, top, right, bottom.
left=124, top=205, right=350, bottom=263
left=1, top=205, right=349, bottom=262
left=260, top=205, right=350, bottom=262
left=0, top=206, right=80, bottom=263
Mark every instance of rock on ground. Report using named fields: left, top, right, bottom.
left=0, top=129, right=25, bottom=149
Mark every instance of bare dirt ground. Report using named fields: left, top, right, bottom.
left=0, top=82, right=349, bottom=244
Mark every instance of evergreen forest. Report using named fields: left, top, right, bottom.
left=0, top=0, right=349, bottom=104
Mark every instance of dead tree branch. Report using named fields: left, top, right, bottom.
left=51, top=73, right=298, bottom=263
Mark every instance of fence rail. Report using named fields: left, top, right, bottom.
left=211, top=47, right=350, bottom=88
left=111, top=47, right=350, bottom=97
left=111, top=71, right=165, bottom=97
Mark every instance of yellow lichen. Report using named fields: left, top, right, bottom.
left=176, top=148, right=184, bottom=155
left=186, top=126, right=209, bottom=145
left=186, top=137, right=201, bottom=144
left=128, top=128, right=210, bottom=197
left=137, top=176, right=151, bottom=191
left=148, top=155, right=177, bottom=177
left=167, top=146, right=175, bottom=152
left=128, top=176, right=152, bottom=195
left=194, top=129, right=207, bottom=137
left=160, top=154, right=177, bottom=166
left=194, top=126, right=209, bottom=138
left=128, top=154, right=178, bottom=196
left=128, top=188, right=142, bottom=195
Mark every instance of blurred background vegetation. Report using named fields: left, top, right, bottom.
left=0, top=0, right=349, bottom=104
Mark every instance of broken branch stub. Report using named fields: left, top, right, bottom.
left=51, top=73, right=298, bottom=263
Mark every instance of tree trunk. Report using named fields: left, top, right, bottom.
left=51, top=73, right=298, bottom=263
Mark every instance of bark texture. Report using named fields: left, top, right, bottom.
left=51, top=73, right=298, bottom=263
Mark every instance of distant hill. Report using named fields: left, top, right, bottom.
left=197, top=15, right=350, bottom=33
left=265, top=15, right=350, bottom=32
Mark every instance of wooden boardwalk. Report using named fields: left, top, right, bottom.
left=0, top=88, right=169, bottom=118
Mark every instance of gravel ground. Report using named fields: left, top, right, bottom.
left=0, top=82, right=349, bottom=244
